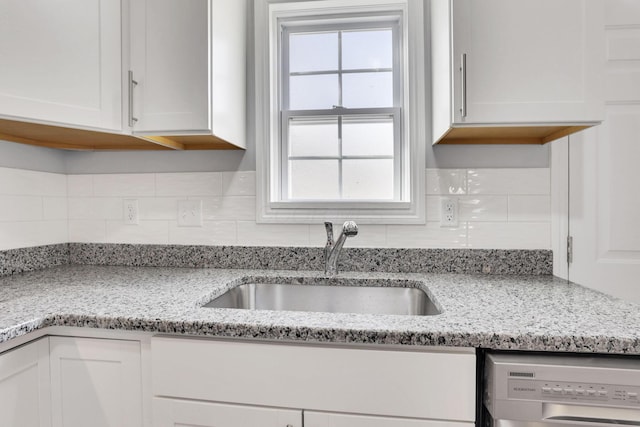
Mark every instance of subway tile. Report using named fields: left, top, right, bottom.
left=0, top=220, right=68, bottom=250
left=68, top=220, right=107, bottom=243
left=155, top=172, right=223, bottom=197
left=459, top=196, right=508, bottom=222
left=0, top=167, right=66, bottom=197
left=467, top=222, right=551, bottom=249
left=236, top=221, right=310, bottom=247
left=169, top=221, right=237, bottom=246
left=508, top=195, right=551, bottom=222
left=386, top=222, right=468, bottom=248
left=467, top=168, right=550, bottom=195
left=202, top=196, right=256, bottom=221
left=138, top=198, right=179, bottom=220
left=93, top=173, right=155, bottom=197
left=425, top=169, right=467, bottom=195
left=68, top=198, right=122, bottom=220
left=67, top=175, right=93, bottom=197
left=425, top=196, right=441, bottom=222
left=105, top=220, right=169, bottom=245
left=43, top=197, right=68, bottom=220
left=222, top=171, right=256, bottom=196
left=0, top=196, right=43, bottom=221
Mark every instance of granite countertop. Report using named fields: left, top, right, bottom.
left=1, top=265, right=639, bottom=353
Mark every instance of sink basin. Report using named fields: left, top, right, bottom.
left=203, top=278, right=441, bottom=316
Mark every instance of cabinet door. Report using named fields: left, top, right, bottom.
left=129, top=0, right=210, bottom=133
left=0, top=338, right=51, bottom=427
left=0, top=0, right=122, bottom=131
left=50, top=337, right=142, bottom=427
left=153, top=398, right=302, bottom=427
left=305, top=411, right=473, bottom=427
left=452, top=0, right=604, bottom=124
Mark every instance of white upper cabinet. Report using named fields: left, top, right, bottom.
left=129, top=0, right=247, bottom=149
left=431, top=0, right=605, bottom=145
left=0, top=0, right=122, bottom=131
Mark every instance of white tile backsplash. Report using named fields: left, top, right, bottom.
left=425, top=169, right=467, bottom=195
left=202, top=196, right=256, bottom=221
left=156, top=172, right=223, bottom=197
left=68, top=220, right=107, bottom=243
left=43, top=197, right=68, bottom=220
left=222, top=171, right=256, bottom=196
left=387, top=222, right=468, bottom=248
left=459, top=196, right=509, bottom=222
left=236, top=221, right=311, bottom=247
left=467, top=222, right=551, bottom=249
left=169, top=221, right=237, bottom=245
left=67, top=175, right=93, bottom=197
left=467, top=169, right=550, bottom=195
left=0, top=166, right=552, bottom=250
left=105, top=220, right=169, bottom=244
left=0, top=195, right=43, bottom=221
left=508, top=195, right=551, bottom=222
left=93, top=173, right=155, bottom=197
left=68, top=198, right=122, bottom=220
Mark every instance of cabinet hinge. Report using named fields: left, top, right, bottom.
left=567, top=235, right=573, bottom=265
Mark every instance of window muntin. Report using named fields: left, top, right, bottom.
left=280, top=19, right=402, bottom=202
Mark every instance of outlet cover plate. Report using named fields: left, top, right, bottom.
left=440, top=198, right=459, bottom=227
left=123, top=199, right=139, bottom=225
left=178, top=199, right=203, bottom=227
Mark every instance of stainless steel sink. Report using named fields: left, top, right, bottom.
left=203, top=279, right=441, bottom=316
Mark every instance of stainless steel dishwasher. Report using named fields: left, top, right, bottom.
left=484, top=352, right=640, bottom=427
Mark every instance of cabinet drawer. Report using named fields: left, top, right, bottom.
left=154, top=398, right=302, bottom=427
left=151, top=337, right=476, bottom=421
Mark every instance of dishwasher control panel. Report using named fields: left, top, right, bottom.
left=508, top=378, right=640, bottom=405
left=485, top=352, right=640, bottom=413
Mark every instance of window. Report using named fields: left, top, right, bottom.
left=255, top=0, right=426, bottom=223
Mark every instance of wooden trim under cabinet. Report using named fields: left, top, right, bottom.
left=0, top=118, right=245, bottom=151
left=434, top=125, right=592, bottom=145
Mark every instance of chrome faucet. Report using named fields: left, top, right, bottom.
left=324, top=221, right=358, bottom=276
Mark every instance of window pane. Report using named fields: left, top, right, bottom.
left=290, top=160, right=339, bottom=200
left=290, top=32, right=338, bottom=73
left=342, top=29, right=393, bottom=70
left=342, top=72, right=393, bottom=108
left=342, top=117, right=394, bottom=156
left=342, top=159, right=394, bottom=200
left=289, top=118, right=339, bottom=157
left=290, top=74, right=339, bottom=110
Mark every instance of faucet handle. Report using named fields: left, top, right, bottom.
left=342, top=220, right=358, bottom=237
left=324, top=222, right=334, bottom=244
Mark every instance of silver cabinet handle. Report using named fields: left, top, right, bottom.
left=460, top=53, right=467, bottom=119
left=128, top=70, right=138, bottom=127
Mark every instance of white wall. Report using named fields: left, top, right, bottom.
left=0, top=165, right=550, bottom=250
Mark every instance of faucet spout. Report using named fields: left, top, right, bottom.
left=324, top=221, right=358, bottom=276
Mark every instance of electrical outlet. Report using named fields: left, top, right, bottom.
left=440, top=198, right=459, bottom=227
left=123, top=199, right=139, bottom=225
left=178, top=199, right=203, bottom=227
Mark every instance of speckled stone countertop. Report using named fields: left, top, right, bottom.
left=1, top=265, right=639, bottom=353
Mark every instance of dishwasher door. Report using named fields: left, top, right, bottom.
left=484, top=353, right=640, bottom=427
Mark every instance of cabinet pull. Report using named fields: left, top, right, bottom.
left=128, top=70, right=138, bottom=127
left=460, top=53, right=467, bottom=119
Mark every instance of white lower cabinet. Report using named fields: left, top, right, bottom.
left=0, top=338, right=51, bottom=427
left=151, top=337, right=476, bottom=426
left=49, top=337, right=143, bottom=427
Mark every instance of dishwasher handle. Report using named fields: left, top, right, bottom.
left=543, top=402, right=640, bottom=426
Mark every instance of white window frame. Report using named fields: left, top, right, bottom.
left=255, top=0, right=426, bottom=224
